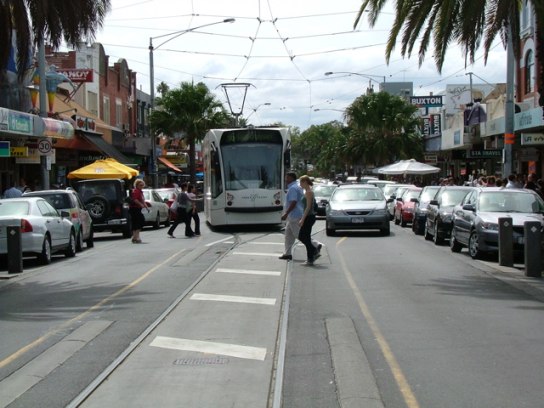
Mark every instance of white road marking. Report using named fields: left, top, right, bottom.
left=233, top=252, right=283, bottom=257
left=150, top=336, right=267, bottom=361
left=244, top=242, right=283, bottom=245
left=205, top=236, right=234, bottom=247
left=190, top=293, right=276, bottom=305
left=216, top=267, right=281, bottom=276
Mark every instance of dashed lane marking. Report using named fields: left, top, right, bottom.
left=216, top=267, right=281, bottom=276
left=190, top=293, right=276, bottom=305
left=150, top=336, right=267, bottom=361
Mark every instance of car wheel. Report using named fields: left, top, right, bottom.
left=152, top=212, right=161, bottom=229
left=86, top=227, right=94, bottom=248
left=424, top=221, right=432, bottom=240
left=400, top=213, right=407, bottom=227
left=394, top=212, right=400, bottom=225
left=65, top=230, right=77, bottom=257
left=469, top=230, right=482, bottom=259
left=433, top=221, right=442, bottom=245
left=86, top=196, right=110, bottom=222
left=76, top=230, right=84, bottom=252
left=450, top=229, right=462, bottom=253
left=163, top=213, right=171, bottom=227
left=38, top=236, right=52, bottom=265
left=326, top=226, right=335, bottom=236
left=381, top=225, right=390, bottom=236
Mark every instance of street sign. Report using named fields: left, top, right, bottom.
left=38, top=139, right=52, bottom=155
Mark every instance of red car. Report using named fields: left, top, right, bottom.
left=393, top=187, right=422, bottom=227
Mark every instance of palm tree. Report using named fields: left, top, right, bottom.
left=149, top=81, right=230, bottom=184
left=345, top=92, right=422, bottom=167
left=354, top=0, right=544, bottom=78
left=0, top=1, right=110, bottom=80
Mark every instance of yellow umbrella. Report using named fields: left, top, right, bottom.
left=67, top=158, right=139, bottom=180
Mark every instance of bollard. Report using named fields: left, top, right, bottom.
left=7, top=225, right=23, bottom=274
left=524, top=221, right=542, bottom=278
left=498, top=217, right=513, bottom=267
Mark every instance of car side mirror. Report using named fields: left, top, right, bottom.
left=396, top=197, right=403, bottom=202
left=429, top=199, right=439, bottom=206
left=462, top=203, right=475, bottom=211
left=60, top=210, right=70, bottom=218
left=411, top=198, right=418, bottom=203
left=386, top=198, right=394, bottom=203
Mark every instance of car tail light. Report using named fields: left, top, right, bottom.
left=20, top=219, right=33, bottom=233
left=71, top=210, right=78, bottom=221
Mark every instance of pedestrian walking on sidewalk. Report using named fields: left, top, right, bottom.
left=130, top=179, right=149, bottom=243
left=298, top=175, right=318, bottom=265
left=279, top=172, right=322, bottom=261
left=167, top=183, right=191, bottom=238
left=186, top=184, right=200, bottom=236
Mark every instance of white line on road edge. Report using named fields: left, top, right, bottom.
left=150, top=336, right=267, bottom=361
left=190, top=293, right=276, bottom=305
left=233, top=252, right=283, bottom=257
left=216, top=267, right=281, bottom=276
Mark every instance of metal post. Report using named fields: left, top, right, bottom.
left=149, top=38, right=158, bottom=189
left=498, top=217, right=513, bottom=267
left=7, top=225, right=23, bottom=273
left=524, top=221, right=542, bottom=277
left=38, top=39, right=50, bottom=189
left=503, top=28, right=515, bottom=178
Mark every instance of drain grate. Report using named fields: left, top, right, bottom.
left=173, top=356, right=229, bottom=366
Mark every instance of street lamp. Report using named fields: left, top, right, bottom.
left=148, top=18, right=235, bottom=187
left=324, top=71, right=387, bottom=94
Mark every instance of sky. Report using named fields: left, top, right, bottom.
left=89, top=0, right=509, bottom=131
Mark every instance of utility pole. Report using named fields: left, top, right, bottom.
left=38, top=39, right=50, bottom=189
left=503, top=28, right=515, bottom=178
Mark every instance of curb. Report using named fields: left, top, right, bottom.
left=326, top=317, right=384, bottom=408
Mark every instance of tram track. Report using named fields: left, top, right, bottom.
left=66, top=230, right=291, bottom=407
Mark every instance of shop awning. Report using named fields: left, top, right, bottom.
left=158, top=156, right=182, bottom=173
left=80, top=132, right=132, bottom=164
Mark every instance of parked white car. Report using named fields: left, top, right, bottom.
left=142, top=189, right=171, bottom=229
left=0, top=197, right=76, bottom=264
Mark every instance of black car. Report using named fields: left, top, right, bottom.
left=73, top=178, right=132, bottom=238
left=411, top=185, right=441, bottom=235
left=424, top=186, right=475, bottom=245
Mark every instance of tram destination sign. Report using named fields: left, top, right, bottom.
left=410, top=96, right=443, bottom=107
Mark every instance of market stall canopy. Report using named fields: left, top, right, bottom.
left=67, top=158, right=139, bottom=180
left=375, top=159, right=440, bottom=175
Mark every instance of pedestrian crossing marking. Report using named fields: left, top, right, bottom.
left=216, top=267, right=281, bottom=276
left=190, top=293, right=276, bottom=305
left=150, top=336, right=267, bottom=361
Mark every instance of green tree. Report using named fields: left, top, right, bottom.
left=294, top=121, right=345, bottom=176
left=354, top=0, right=544, bottom=80
left=0, top=0, right=110, bottom=79
left=149, top=81, right=230, bottom=183
left=345, top=92, right=423, bottom=167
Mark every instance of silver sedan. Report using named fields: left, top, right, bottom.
left=0, top=197, right=76, bottom=264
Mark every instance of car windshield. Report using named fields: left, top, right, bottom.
left=441, top=190, right=470, bottom=206
left=332, top=188, right=383, bottom=202
left=31, top=193, right=72, bottom=210
left=420, top=187, right=440, bottom=202
left=0, top=201, right=30, bottom=216
left=142, top=191, right=152, bottom=200
left=478, top=191, right=544, bottom=213
left=314, top=185, right=336, bottom=197
left=403, top=190, right=421, bottom=201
